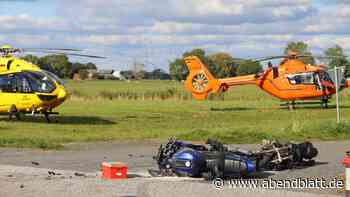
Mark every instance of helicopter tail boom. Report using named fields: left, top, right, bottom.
left=218, top=75, right=257, bottom=86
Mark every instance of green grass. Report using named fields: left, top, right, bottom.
left=1, top=79, right=350, bottom=149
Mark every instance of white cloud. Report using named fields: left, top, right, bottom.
left=150, top=22, right=204, bottom=34
left=171, top=0, right=243, bottom=16
left=336, top=6, right=350, bottom=17
left=334, top=37, right=350, bottom=49
left=66, top=34, right=230, bottom=46
left=59, top=0, right=315, bottom=27
left=0, top=14, right=68, bottom=32
left=305, top=36, right=350, bottom=51
left=6, top=34, right=51, bottom=46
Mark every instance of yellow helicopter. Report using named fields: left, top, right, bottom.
left=0, top=44, right=105, bottom=122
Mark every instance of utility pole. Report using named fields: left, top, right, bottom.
left=334, top=66, right=340, bottom=123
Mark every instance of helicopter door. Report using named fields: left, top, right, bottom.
left=0, top=74, right=18, bottom=111
left=317, top=71, right=336, bottom=91
left=0, top=74, right=34, bottom=112
left=14, top=74, right=35, bottom=110
left=314, top=73, right=323, bottom=90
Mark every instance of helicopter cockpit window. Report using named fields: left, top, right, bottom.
left=43, top=70, right=65, bottom=87
left=287, top=73, right=315, bottom=85
left=319, top=72, right=333, bottom=83
left=0, top=74, right=16, bottom=92
left=23, top=72, right=56, bottom=93
left=15, top=74, right=31, bottom=93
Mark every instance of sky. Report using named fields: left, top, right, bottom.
left=1, top=0, right=350, bottom=71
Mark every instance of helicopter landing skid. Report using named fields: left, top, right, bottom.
left=31, top=111, right=59, bottom=123
left=40, top=111, right=59, bottom=123
left=280, top=100, right=329, bottom=109
left=8, top=112, right=21, bottom=121
left=8, top=105, right=21, bottom=121
left=7, top=111, right=59, bottom=123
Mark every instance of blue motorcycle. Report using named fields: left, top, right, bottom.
left=152, top=138, right=318, bottom=180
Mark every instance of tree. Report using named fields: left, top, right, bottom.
left=324, top=45, right=347, bottom=68
left=208, top=52, right=236, bottom=78
left=236, top=60, right=262, bottom=76
left=147, top=69, right=170, bottom=80
left=20, top=54, right=98, bottom=79
left=39, top=54, right=72, bottom=78
left=169, top=58, right=187, bottom=81
left=182, top=49, right=220, bottom=77
left=284, top=41, right=315, bottom=65
left=324, top=45, right=350, bottom=77
left=169, top=48, right=219, bottom=81
left=85, top=62, right=97, bottom=70
left=22, top=54, right=40, bottom=65
left=183, top=48, right=206, bottom=61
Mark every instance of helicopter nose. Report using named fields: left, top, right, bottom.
left=58, top=89, right=67, bottom=100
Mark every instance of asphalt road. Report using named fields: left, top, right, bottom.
left=0, top=140, right=348, bottom=196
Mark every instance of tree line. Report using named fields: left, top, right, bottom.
left=169, top=41, right=350, bottom=81
left=21, top=54, right=171, bottom=80
left=169, top=48, right=261, bottom=81
left=21, top=41, right=350, bottom=81
left=21, top=54, right=97, bottom=78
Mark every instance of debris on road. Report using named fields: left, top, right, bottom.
left=101, top=162, right=128, bottom=179
left=31, top=161, right=40, bottom=166
left=74, top=172, right=86, bottom=177
left=48, top=171, right=62, bottom=176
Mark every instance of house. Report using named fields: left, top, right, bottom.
left=97, top=69, right=125, bottom=80
left=86, top=69, right=98, bottom=79
left=72, top=69, right=97, bottom=80
left=112, top=70, right=126, bottom=80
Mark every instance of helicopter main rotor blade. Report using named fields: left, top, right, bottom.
left=297, top=55, right=348, bottom=59
left=233, top=54, right=344, bottom=64
left=251, top=55, right=288, bottom=63
left=23, top=48, right=83, bottom=52
left=22, top=50, right=106, bottom=59
left=42, top=51, right=106, bottom=59
left=231, top=57, right=248, bottom=61
left=231, top=56, right=289, bottom=64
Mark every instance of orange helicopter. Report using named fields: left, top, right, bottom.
left=184, top=52, right=350, bottom=109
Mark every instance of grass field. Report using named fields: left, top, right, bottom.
left=1, top=79, right=350, bottom=149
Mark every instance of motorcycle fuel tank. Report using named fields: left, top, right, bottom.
left=171, top=148, right=206, bottom=177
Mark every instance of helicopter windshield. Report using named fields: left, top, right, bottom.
left=286, top=73, right=315, bottom=85
left=42, top=70, right=65, bottom=87
left=22, top=72, right=56, bottom=93
left=319, top=71, right=333, bottom=83
left=0, top=71, right=56, bottom=93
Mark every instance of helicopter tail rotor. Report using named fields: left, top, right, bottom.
left=184, top=56, right=222, bottom=100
